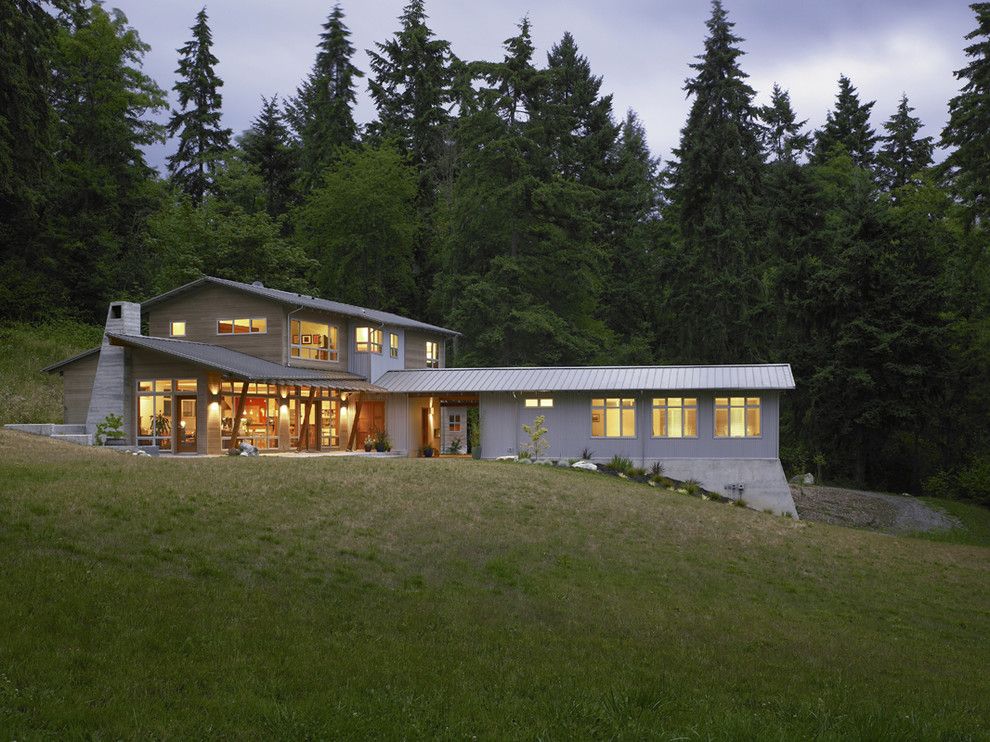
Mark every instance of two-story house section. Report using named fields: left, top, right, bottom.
left=41, top=275, right=798, bottom=516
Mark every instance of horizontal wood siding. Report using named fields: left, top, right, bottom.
left=146, top=284, right=285, bottom=363
left=61, top=353, right=99, bottom=424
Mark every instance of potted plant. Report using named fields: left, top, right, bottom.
left=373, top=429, right=390, bottom=453
left=422, top=444, right=435, bottom=458
left=364, top=435, right=374, bottom=452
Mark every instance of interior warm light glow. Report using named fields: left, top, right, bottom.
left=209, top=401, right=219, bottom=410
left=280, top=404, right=288, bottom=414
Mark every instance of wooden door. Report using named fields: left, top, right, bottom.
left=175, top=396, right=197, bottom=453
left=355, top=401, right=385, bottom=448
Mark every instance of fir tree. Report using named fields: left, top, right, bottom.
left=758, top=83, right=810, bottom=163
left=941, top=2, right=990, bottom=224
left=285, top=4, right=362, bottom=192
left=812, top=75, right=878, bottom=168
left=366, top=0, right=453, bottom=171
left=166, top=7, right=231, bottom=206
left=239, top=95, right=297, bottom=218
left=877, top=94, right=933, bottom=191
left=664, top=0, right=764, bottom=362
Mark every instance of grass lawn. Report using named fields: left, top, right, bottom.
left=1, top=430, right=988, bottom=739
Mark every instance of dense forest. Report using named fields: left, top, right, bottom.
left=2, top=0, right=989, bottom=501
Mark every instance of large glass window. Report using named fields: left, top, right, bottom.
left=218, top=318, right=267, bottom=335
left=715, top=396, right=761, bottom=438
left=220, top=382, right=279, bottom=449
left=355, top=327, right=383, bottom=353
left=426, top=340, right=439, bottom=368
left=136, top=380, right=172, bottom=449
left=290, top=319, right=337, bottom=361
left=591, top=398, right=636, bottom=438
left=652, top=397, right=698, bottom=438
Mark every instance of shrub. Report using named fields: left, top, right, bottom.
left=581, top=448, right=594, bottom=461
left=958, top=457, right=990, bottom=507
left=923, top=470, right=957, bottom=499
left=521, top=415, right=549, bottom=461
left=628, top=467, right=646, bottom=478
left=650, top=462, right=665, bottom=478
left=683, top=478, right=702, bottom=496
left=95, top=413, right=124, bottom=445
left=605, top=455, right=633, bottom=474
left=446, top=437, right=462, bottom=455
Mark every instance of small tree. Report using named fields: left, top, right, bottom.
left=521, top=415, right=549, bottom=461
left=95, top=413, right=124, bottom=445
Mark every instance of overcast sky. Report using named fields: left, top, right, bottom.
left=111, top=0, right=975, bottom=170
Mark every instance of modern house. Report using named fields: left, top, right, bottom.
left=37, top=276, right=798, bottom=515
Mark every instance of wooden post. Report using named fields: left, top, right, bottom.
left=228, top=380, right=250, bottom=451
left=296, top=386, right=318, bottom=452
left=346, top=394, right=364, bottom=451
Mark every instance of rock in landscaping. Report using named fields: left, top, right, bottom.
left=802, top=472, right=815, bottom=485
left=238, top=442, right=259, bottom=457
left=571, top=460, right=598, bottom=471
left=517, top=458, right=532, bottom=464
left=495, top=455, right=515, bottom=462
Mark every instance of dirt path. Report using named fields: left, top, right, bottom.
left=791, top=485, right=961, bottom=535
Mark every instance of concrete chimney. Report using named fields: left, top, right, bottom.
left=86, top=302, right=141, bottom=435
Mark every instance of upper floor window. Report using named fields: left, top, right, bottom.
left=715, top=397, right=761, bottom=438
left=218, top=318, right=267, bottom=335
left=652, top=397, right=698, bottom=438
left=591, top=398, right=636, bottom=438
left=355, top=327, right=382, bottom=353
left=524, top=397, right=554, bottom=408
left=290, top=319, right=337, bottom=362
left=426, top=340, right=439, bottom=368
left=389, top=332, right=399, bottom=359
left=169, top=321, right=186, bottom=337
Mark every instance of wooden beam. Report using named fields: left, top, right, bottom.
left=296, top=386, right=318, bottom=452
left=346, top=394, right=364, bottom=451
left=228, top=380, right=250, bottom=450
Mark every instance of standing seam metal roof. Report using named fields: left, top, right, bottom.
left=376, top=364, right=795, bottom=393
left=140, top=276, right=459, bottom=336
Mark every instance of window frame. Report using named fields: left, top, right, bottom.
left=355, top=326, right=383, bottom=353
left=389, top=332, right=399, bottom=359
left=591, top=397, right=637, bottom=439
left=290, top=319, right=338, bottom=362
left=217, top=318, right=267, bottom=335
left=169, top=321, right=186, bottom=337
left=524, top=397, right=554, bottom=408
left=651, top=397, right=699, bottom=439
left=425, top=340, right=439, bottom=368
left=714, top=396, right=762, bottom=439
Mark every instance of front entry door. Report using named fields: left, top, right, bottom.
left=175, top=396, right=197, bottom=453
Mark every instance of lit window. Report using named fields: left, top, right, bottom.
left=290, top=320, right=337, bottom=362
left=355, top=327, right=383, bottom=353
left=390, top=333, right=399, bottom=359
left=714, top=397, right=761, bottom=438
left=426, top=340, right=439, bottom=368
left=652, top=397, right=698, bottom=438
left=170, top=321, right=186, bottom=337
left=524, top=398, right=554, bottom=408
left=218, top=318, right=266, bottom=335
left=449, top=414, right=462, bottom=432
left=591, top=398, right=636, bottom=438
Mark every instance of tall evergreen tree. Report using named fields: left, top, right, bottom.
left=238, top=95, right=297, bottom=218
left=941, top=2, right=990, bottom=224
left=663, top=0, right=764, bottom=362
left=0, top=0, right=59, bottom=318
left=877, top=94, right=933, bottom=191
left=46, top=3, right=167, bottom=319
left=758, top=83, right=810, bottom=163
left=166, top=7, right=231, bottom=206
left=812, top=75, right=878, bottom=168
left=285, top=4, right=362, bottom=192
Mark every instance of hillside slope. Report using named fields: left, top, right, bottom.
left=1, top=430, right=988, bottom=738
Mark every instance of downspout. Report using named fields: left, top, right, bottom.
left=640, top=391, right=646, bottom=468
left=512, top=391, right=519, bottom=457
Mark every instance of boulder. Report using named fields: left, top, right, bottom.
left=238, top=442, right=259, bottom=457
left=495, top=455, right=515, bottom=462
left=571, top=460, right=598, bottom=471
left=517, top=458, right=532, bottom=464
left=802, top=472, right=814, bottom=485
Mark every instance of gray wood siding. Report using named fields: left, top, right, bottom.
left=61, top=354, right=99, bottom=424
left=146, top=284, right=285, bottom=363
left=285, top=307, right=350, bottom=373
left=403, top=330, right=445, bottom=369
left=479, top=391, right=780, bottom=462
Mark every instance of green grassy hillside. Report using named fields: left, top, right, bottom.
left=1, top=430, right=988, bottom=739
left=0, top=321, right=103, bottom=425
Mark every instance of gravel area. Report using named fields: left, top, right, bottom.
left=791, top=484, right=961, bottom=535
